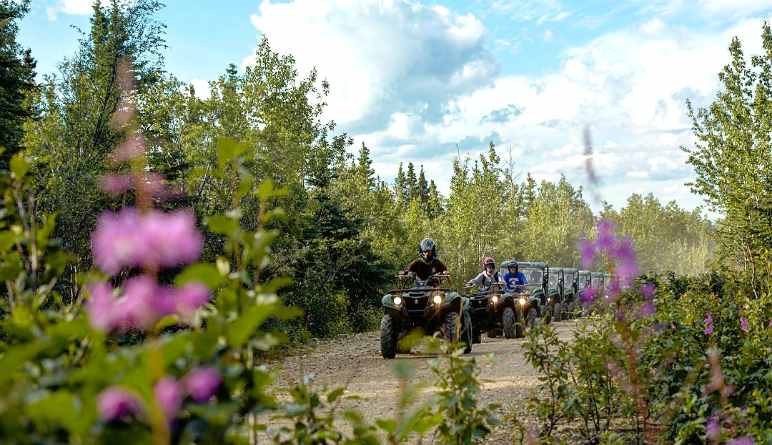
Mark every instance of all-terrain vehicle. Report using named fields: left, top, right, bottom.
left=544, top=267, right=563, bottom=324
left=505, top=261, right=550, bottom=337
left=464, top=269, right=523, bottom=340
left=380, top=272, right=472, bottom=359
left=576, top=270, right=592, bottom=314
left=558, top=267, right=579, bottom=320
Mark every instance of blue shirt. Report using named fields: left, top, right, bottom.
left=503, top=271, right=527, bottom=290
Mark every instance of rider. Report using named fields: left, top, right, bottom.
left=466, top=256, right=502, bottom=289
left=503, top=261, right=528, bottom=291
left=403, top=238, right=447, bottom=283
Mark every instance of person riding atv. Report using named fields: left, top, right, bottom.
left=380, top=238, right=472, bottom=358
left=466, top=256, right=502, bottom=289
left=403, top=238, right=447, bottom=284
left=502, top=261, right=527, bottom=291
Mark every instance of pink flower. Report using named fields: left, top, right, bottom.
left=99, top=174, right=133, bottom=196
left=580, top=287, right=596, bottom=304
left=184, top=367, right=221, bottom=403
left=174, top=283, right=210, bottom=317
left=727, top=437, right=754, bottom=445
left=97, top=387, right=142, bottom=422
left=596, top=219, right=616, bottom=250
left=639, top=301, right=656, bottom=317
left=704, top=313, right=714, bottom=336
left=154, top=377, right=183, bottom=422
left=86, top=282, right=117, bottom=331
left=640, top=283, right=656, bottom=299
left=110, top=133, right=145, bottom=163
left=91, top=208, right=202, bottom=275
left=579, top=239, right=597, bottom=268
left=706, top=414, right=720, bottom=440
left=740, top=317, right=749, bottom=332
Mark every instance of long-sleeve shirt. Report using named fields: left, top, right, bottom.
left=404, top=258, right=447, bottom=281
left=503, top=271, right=528, bottom=290
left=467, top=271, right=501, bottom=289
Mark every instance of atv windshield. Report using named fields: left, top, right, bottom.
left=548, top=273, right=559, bottom=288
left=591, top=277, right=604, bottom=288
left=521, top=268, right=542, bottom=284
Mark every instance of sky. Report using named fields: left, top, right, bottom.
left=21, top=0, right=772, bottom=213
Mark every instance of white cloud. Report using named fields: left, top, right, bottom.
left=396, top=17, right=766, bottom=210
left=46, top=0, right=115, bottom=21
left=246, top=0, right=497, bottom=130
left=189, top=79, right=211, bottom=100
left=544, top=29, right=554, bottom=41
left=698, top=0, right=772, bottom=18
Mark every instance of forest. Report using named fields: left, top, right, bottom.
left=0, top=1, right=769, bottom=444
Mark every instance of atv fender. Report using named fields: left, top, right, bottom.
left=381, top=293, right=401, bottom=311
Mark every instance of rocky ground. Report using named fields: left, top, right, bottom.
left=268, top=320, right=579, bottom=444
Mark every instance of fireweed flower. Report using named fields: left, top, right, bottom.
left=154, top=377, right=183, bottom=422
left=740, top=317, right=749, bottom=332
left=97, top=387, right=142, bottom=422
left=596, top=219, right=616, bottom=250
left=92, top=208, right=203, bottom=275
left=86, top=276, right=209, bottom=333
left=706, top=414, right=720, bottom=440
left=99, top=174, right=133, bottom=196
left=579, top=239, right=597, bottom=268
left=640, top=283, right=656, bottom=299
left=728, top=437, right=754, bottom=445
left=580, top=287, right=597, bottom=304
left=639, top=301, right=656, bottom=317
left=184, top=367, right=222, bottom=403
left=704, top=313, right=714, bottom=336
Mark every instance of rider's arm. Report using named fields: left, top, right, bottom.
left=518, top=272, right=528, bottom=285
left=467, top=272, right=484, bottom=287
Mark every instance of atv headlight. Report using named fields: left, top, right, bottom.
left=433, top=294, right=442, bottom=305
left=393, top=296, right=402, bottom=306
left=548, top=297, right=552, bottom=303
left=518, top=297, right=526, bottom=306
left=491, top=295, right=499, bottom=304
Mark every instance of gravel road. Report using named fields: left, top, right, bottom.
left=270, top=320, right=579, bottom=443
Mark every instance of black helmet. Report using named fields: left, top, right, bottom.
left=418, top=238, right=437, bottom=259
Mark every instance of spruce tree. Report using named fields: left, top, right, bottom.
left=0, top=0, right=36, bottom=169
left=418, top=165, right=429, bottom=203
left=406, top=162, right=418, bottom=201
left=356, top=141, right=375, bottom=188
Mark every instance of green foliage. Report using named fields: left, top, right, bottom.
left=684, top=21, right=772, bottom=294
left=0, top=0, right=36, bottom=170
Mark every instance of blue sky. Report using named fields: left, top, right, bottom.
left=21, top=0, right=772, bottom=213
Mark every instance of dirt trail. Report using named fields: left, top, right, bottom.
left=272, top=320, right=578, bottom=443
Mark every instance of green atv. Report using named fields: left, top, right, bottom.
left=380, top=272, right=472, bottom=359
left=464, top=278, right=523, bottom=341
left=509, top=261, right=550, bottom=338
left=544, top=266, right=563, bottom=324
left=557, top=267, right=579, bottom=320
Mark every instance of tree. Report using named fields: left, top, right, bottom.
left=0, top=0, right=36, bottom=169
left=395, top=162, right=407, bottom=204
left=356, top=142, right=375, bottom=189
left=684, top=22, right=772, bottom=294
left=418, top=165, right=429, bottom=203
left=406, top=162, right=419, bottom=201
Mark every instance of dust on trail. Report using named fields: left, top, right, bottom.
left=270, top=320, right=578, bottom=444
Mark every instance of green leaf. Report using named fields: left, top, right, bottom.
left=0, top=231, right=17, bottom=252
left=226, top=303, right=276, bottom=348
left=10, top=153, right=30, bottom=179
left=206, top=215, right=239, bottom=237
left=375, top=419, right=397, bottom=433
left=326, top=387, right=345, bottom=403
left=216, top=137, right=247, bottom=168
left=175, top=263, right=224, bottom=289
left=27, top=391, right=81, bottom=432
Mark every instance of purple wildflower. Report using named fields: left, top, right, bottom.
left=110, top=133, right=145, bottom=163
left=86, top=282, right=117, bottom=332
left=740, top=317, right=749, bottom=332
left=99, top=174, right=133, bottom=196
left=640, top=283, right=656, bottom=299
left=611, top=237, right=638, bottom=287
left=579, top=239, right=597, bottom=268
left=706, top=414, right=720, bottom=440
left=154, top=377, right=183, bottom=422
left=174, top=283, right=210, bottom=317
left=596, top=219, right=616, bottom=250
left=97, top=387, right=142, bottom=422
left=580, top=287, right=597, bottom=304
left=91, top=208, right=202, bottom=275
left=639, top=301, right=655, bottom=317
left=184, top=367, right=221, bottom=403
left=704, top=313, right=714, bottom=336
left=727, top=437, right=754, bottom=445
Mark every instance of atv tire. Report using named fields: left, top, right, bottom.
left=443, top=311, right=460, bottom=343
left=380, top=314, right=398, bottom=359
left=473, top=328, right=482, bottom=344
left=503, top=306, right=517, bottom=339
left=526, top=307, right=538, bottom=332
left=487, top=328, right=500, bottom=338
left=553, top=302, right=562, bottom=322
